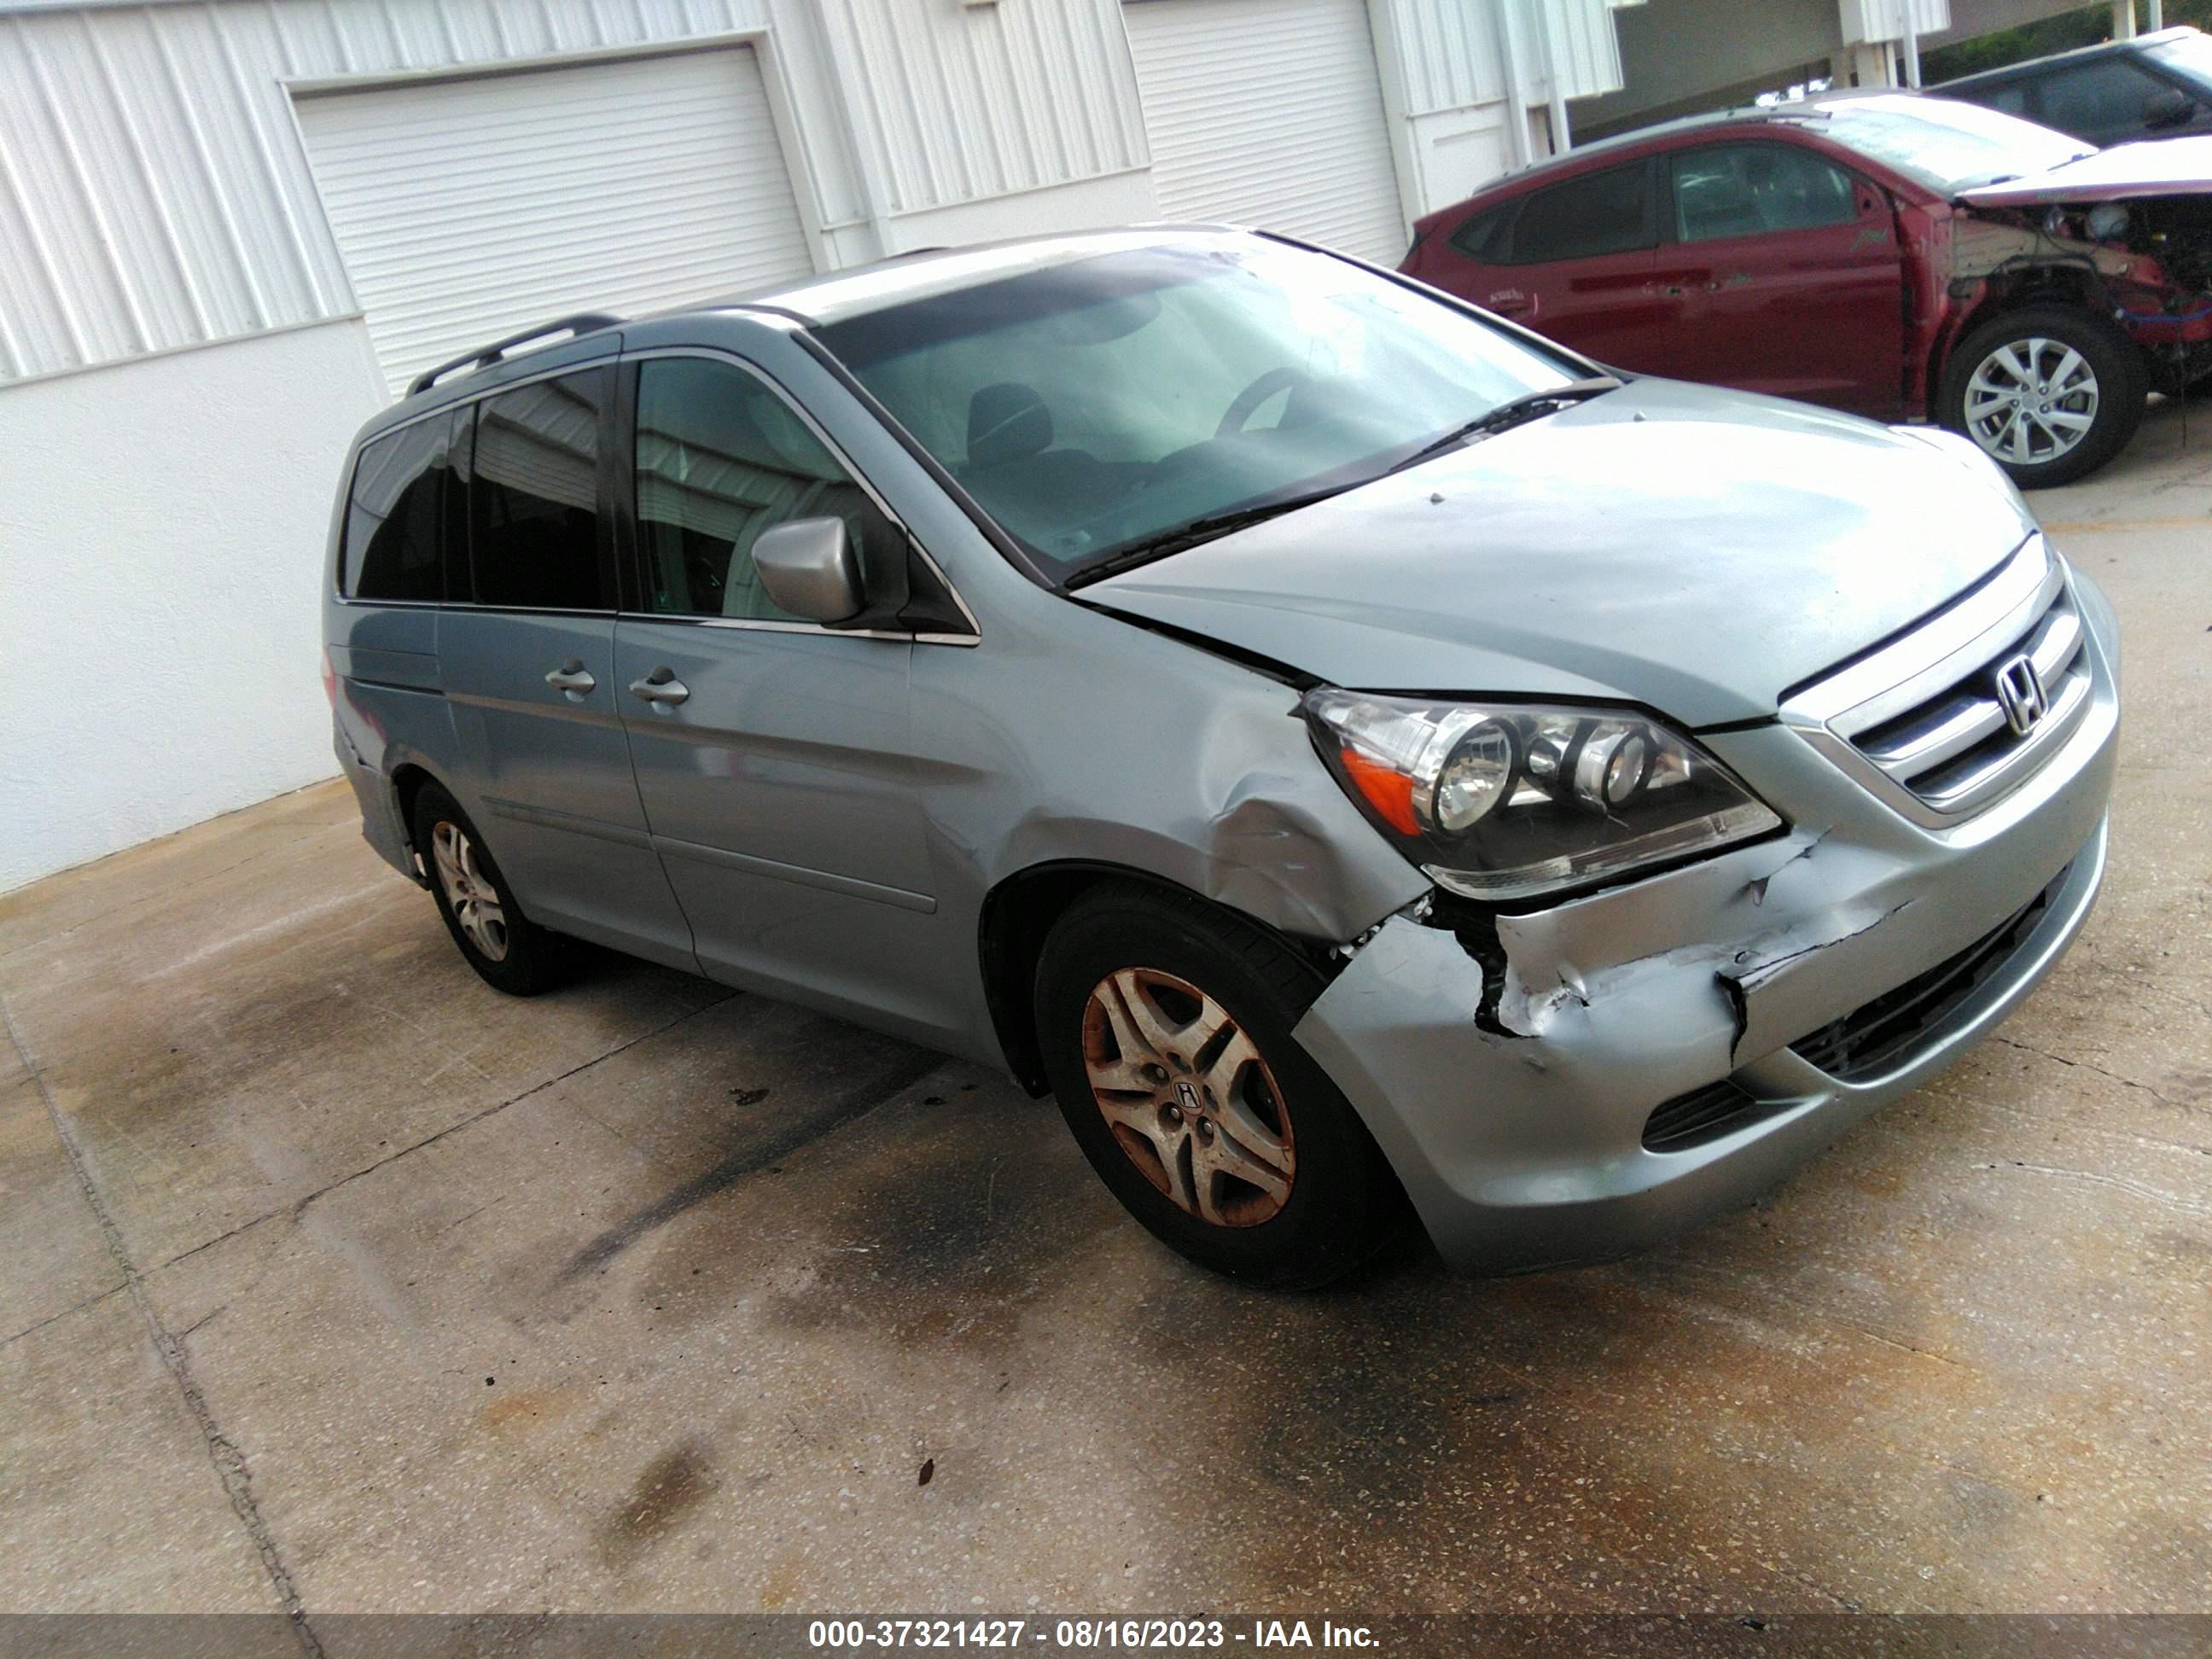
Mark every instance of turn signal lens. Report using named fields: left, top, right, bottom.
left=1339, top=748, right=1419, bottom=836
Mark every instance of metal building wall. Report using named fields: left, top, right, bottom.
left=0, top=0, right=1151, bottom=385
left=813, top=0, right=1148, bottom=218
left=1382, top=0, right=1626, bottom=119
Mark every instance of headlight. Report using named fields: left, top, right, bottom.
left=1303, top=690, right=1782, bottom=901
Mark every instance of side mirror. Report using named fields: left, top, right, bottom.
left=754, top=516, right=863, bottom=624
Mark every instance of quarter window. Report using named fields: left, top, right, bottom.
left=1448, top=201, right=1516, bottom=264
left=1669, top=143, right=1858, bottom=243
left=632, top=357, right=893, bottom=621
left=343, top=417, right=452, bottom=601
left=468, top=370, right=610, bottom=611
left=1506, top=162, right=1656, bottom=264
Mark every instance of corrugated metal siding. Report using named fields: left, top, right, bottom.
left=1386, top=0, right=1625, bottom=118
left=818, top=0, right=1146, bottom=217
left=297, top=49, right=815, bottom=397
left=0, top=0, right=1150, bottom=383
left=1548, top=0, right=1625, bottom=98
left=1126, top=0, right=1406, bottom=265
left=1840, top=0, right=1950, bottom=45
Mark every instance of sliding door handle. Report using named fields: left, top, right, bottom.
left=628, top=670, right=690, bottom=707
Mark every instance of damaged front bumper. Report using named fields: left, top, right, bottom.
left=1293, top=573, right=2119, bottom=1276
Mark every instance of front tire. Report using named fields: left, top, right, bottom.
left=410, top=783, right=565, bottom=996
left=1938, top=305, right=2146, bottom=487
left=1033, top=882, right=1406, bottom=1288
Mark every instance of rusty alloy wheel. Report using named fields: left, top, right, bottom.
left=1080, top=966, right=1295, bottom=1227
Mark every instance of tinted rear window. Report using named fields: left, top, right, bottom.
left=343, top=418, right=451, bottom=602
left=467, top=370, right=609, bottom=611
left=1506, top=161, right=1655, bottom=264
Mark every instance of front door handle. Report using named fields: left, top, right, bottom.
left=628, top=668, right=690, bottom=707
left=544, top=661, right=597, bottom=698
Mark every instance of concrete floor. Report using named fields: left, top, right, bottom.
left=3, top=401, right=2209, bottom=1626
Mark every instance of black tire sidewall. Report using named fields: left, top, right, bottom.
left=1939, top=305, right=2147, bottom=488
left=410, top=783, right=561, bottom=997
left=1034, top=888, right=1402, bottom=1288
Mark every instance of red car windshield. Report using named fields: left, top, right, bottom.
left=1812, top=94, right=2095, bottom=194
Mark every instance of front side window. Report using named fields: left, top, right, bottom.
left=817, top=236, right=1586, bottom=580
left=343, top=416, right=452, bottom=601
left=467, top=370, right=609, bottom=611
left=1669, top=143, right=1859, bottom=242
left=632, top=358, right=894, bottom=620
left=1508, top=162, right=1656, bottom=264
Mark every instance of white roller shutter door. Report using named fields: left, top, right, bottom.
left=294, top=49, right=815, bottom=398
left=1126, top=0, right=1407, bottom=265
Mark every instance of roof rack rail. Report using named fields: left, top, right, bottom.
left=405, top=311, right=624, bottom=398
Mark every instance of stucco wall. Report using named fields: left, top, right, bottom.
left=0, top=320, right=381, bottom=891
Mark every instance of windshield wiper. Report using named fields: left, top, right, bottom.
left=1387, top=376, right=1622, bottom=473
left=1066, top=376, right=1623, bottom=591
left=1064, top=481, right=1364, bottom=589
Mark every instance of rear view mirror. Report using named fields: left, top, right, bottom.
left=754, top=517, right=863, bottom=624
left=2145, top=88, right=2197, bottom=131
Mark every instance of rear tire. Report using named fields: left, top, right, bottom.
left=410, top=783, right=565, bottom=997
left=1033, top=882, right=1407, bottom=1289
left=1938, top=305, right=2146, bottom=488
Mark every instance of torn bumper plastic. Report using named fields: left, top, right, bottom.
left=1292, top=573, right=2119, bottom=1276
left=334, top=725, right=421, bottom=887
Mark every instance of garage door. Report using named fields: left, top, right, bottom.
left=1125, top=0, right=1406, bottom=265
left=295, top=49, right=815, bottom=398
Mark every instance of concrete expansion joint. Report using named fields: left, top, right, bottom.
left=0, top=836, right=307, bottom=972
left=1, top=992, right=325, bottom=1658
left=288, top=990, right=740, bottom=1225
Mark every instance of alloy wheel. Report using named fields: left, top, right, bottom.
left=1080, top=967, right=1295, bottom=1227
left=1963, top=336, right=2099, bottom=467
left=430, top=821, right=509, bottom=963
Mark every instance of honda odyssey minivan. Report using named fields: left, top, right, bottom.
left=326, top=229, right=2118, bottom=1286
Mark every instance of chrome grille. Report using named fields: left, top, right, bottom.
left=1848, top=587, right=2087, bottom=807
left=1783, top=538, right=2095, bottom=824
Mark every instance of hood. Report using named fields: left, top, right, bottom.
left=1961, top=136, right=2212, bottom=205
left=1083, top=379, right=2038, bottom=728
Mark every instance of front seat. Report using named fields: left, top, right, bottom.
left=960, top=382, right=1110, bottom=543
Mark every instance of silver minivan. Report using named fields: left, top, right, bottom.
left=327, top=230, right=2118, bottom=1287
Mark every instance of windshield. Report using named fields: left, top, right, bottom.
left=2148, top=30, right=2212, bottom=92
left=813, top=236, right=1585, bottom=582
left=1814, top=93, right=2094, bottom=192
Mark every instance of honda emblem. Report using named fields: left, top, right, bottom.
left=1994, top=654, right=2047, bottom=737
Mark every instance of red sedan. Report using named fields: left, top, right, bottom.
left=1403, top=92, right=2212, bottom=486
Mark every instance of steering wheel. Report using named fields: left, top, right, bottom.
left=1216, top=367, right=1312, bottom=439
